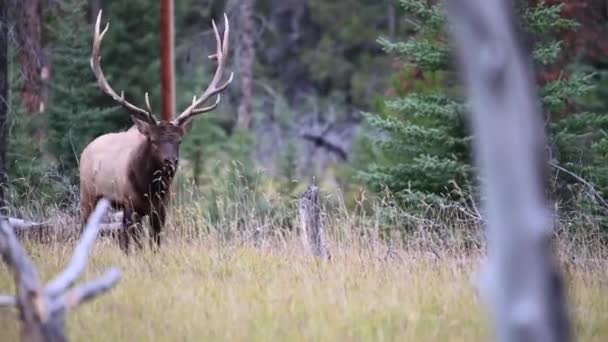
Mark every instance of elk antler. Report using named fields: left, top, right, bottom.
left=90, top=10, right=158, bottom=125
left=172, top=14, right=234, bottom=127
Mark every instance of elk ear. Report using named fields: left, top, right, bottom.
left=132, top=117, right=152, bottom=136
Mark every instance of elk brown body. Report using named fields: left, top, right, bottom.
left=79, top=10, right=233, bottom=253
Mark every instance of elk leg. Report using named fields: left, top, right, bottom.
left=130, top=212, right=144, bottom=251
left=120, top=208, right=135, bottom=254
left=150, top=205, right=166, bottom=251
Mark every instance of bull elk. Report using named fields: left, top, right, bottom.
left=79, top=10, right=233, bottom=253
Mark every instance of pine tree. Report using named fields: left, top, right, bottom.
left=354, top=0, right=470, bottom=207
left=98, top=0, right=161, bottom=112
left=355, top=0, right=587, bottom=209
left=45, top=0, right=118, bottom=184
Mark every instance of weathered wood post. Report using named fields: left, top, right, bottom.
left=444, top=1, right=571, bottom=341
left=298, top=185, right=330, bottom=260
left=0, top=199, right=121, bottom=342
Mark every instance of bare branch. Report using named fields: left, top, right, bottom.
left=52, top=268, right=120, bottom=312
left=300, top=132, right=348, bottom=161
left=0, top=294, right=16, bottom=307
left=0, top=219, right=42, bottom=294
left=46, top=199, right=110, bottom=297
left=7, top=217, right=45, bottom=230
left=0, top=197, right=120, bottom=341
left=444, top=0, right=571, bottom=341
left=550, top=161, right=608, bottom=209
left=98, top=222, right=122, bottom=232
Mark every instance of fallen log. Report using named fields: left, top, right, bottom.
left=5, top=211, right=123, bottom=243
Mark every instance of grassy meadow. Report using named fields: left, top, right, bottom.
left=0, top=182, right=607, bottom=341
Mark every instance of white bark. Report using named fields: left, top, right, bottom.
left=0, top=198, right=121, bottom=342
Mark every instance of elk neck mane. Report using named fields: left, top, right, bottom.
left=127, top=131, right=175, bottom=204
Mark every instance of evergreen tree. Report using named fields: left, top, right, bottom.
left=45, top=0, right=117, bottom=183
left=354, top=0, right=470, bottom=207
left=7, top=94, right=64, bottom=206
left=354, top=0, right=587, bottom=208
left=100, top=0, right=161, bottom=112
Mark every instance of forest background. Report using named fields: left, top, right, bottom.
left=1, top=2, right=608, bottom=340
left=2, top=0, right=608, bottom=238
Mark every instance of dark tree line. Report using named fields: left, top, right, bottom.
left=2, top=0, right=608, bottom=230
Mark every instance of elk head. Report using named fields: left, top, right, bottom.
left=90, top=10, right=233, bottom=176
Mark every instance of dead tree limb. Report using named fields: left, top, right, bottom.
left=0, top=198, right=121, bottom=342
left=5, top=213, right=122, bottom=243
left=7, top=217, right=47, bottom=230
left=444, top=1, right=571, bottom=342
left=0, top=294, right=16, bottom=306
left=300, top=132, right=348, bottom=161
left=550, top=161, right=608, bottom=209
left=298, top=185, right=330, bottom=260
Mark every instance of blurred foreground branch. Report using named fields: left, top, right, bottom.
left=444, top=1, right=570, bottom=342
left=0, top=198, right=121, bottom=342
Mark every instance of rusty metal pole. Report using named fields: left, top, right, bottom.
left=160, top=0, right=175, bottom=121
left=0, top=0, right=9, bottom=215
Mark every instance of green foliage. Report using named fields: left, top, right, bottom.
left=100, top=0, right=161, bottom=112
left=279, top=139, right=299, bottom=196
left=533, top=40, right=563, bottom=65
left=353, top=0, right=470, bottom=208
left=7, top=96, right=67, bottom=207
left=542, top=73, right=595, bottom=113
left=552, top=109, right=608, bottom=196
left=45, top=0, right=119, bottom=182
left=354, top=0, right=594, bottom=211
left=522, top=3, right=579, bottom=34
left=291, top=0, right=404, bottom=108
left=378, top=37, right=449, bottom=72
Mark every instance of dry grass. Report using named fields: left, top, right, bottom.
left=0, top=180, right=607, bottom=341
left=0, top=227, right=606, bottom=341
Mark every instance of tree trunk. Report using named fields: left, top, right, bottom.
left=387, top=1, right=396, bottom=40
left=298, top=185, right=330, bottom=260
left=0, top=0, right=8, bottom=215
left=17, top=0, right=43, bottom=114
left=444, top=1, right=570, bottom=341
left=237, top=0, right=255, bottom=130
left=161, top=0, right=175, bottom=121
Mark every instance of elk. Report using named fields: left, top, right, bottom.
left=79, top=10, right=233, bottom=253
